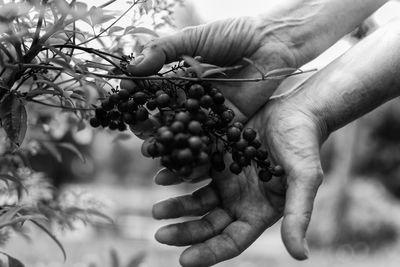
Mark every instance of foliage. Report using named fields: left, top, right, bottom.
left=0, top=0, right=181, bottom=265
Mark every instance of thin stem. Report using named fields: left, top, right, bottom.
left=78, top=0, right=140, bottom=46
left=4, top=63, right=317, bottom=83
left=27, top=98, right=95, bottom=111
left=50, top=44, right=124, bottom=60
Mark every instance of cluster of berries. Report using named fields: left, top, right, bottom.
left=89, top=79, right=283, bottom=182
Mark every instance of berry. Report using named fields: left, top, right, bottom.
left=209, top=88, right=219, bottom=96
left=122, top=113, right=135, bottom=124
left=118, top=102, right=129, bottom=112
left=179, top=166, right=193, bottom=177
left=188, top=121, right=203, bottom=135
left=221, top=110, right=234, bottom=123
left=259, top=170, right=272, bottom=182
left=101, top=99, right=114, bottom=111
left=109, top=110, right=121, bottom=120
left=235, top=139, right=248, bottom=151
left=160, top=130, right=174, bottom=144
left=146, top=99, right=158, bottom=111
left=147, top=143, right=159, bottom=158
left=109, top=121, right=119, bottom=130
left=133, top=92, right=147, bottom=105
left=118, top=89, right=130, bottom=101
left=227, top=127, right=241, bottom=142
left=135, top=107, right=148, bottom=121
left=175, top=112, right=191, bottom=125
left=213, top=93, right=225, bottom=104
left=272, top=165, right=285, bottom=177
left=171, top=121, right=185, bottom=133
left=95, top=108, right=107, bottom=119
left=200, top=95, right=214, bottom=108
left=244, top=146, right=257, bottom=159
left=229, top=162, right=242, bottom=175
left=185, top=99, right=200, bottom=113
left=198, top=152, right=210, bottom=164
left=127, top=100, right=137, bottom=112
left=251, top=139, right=262, bottom=149
left=243, top=128, right=257, bottom=142
left=148, top=84, right=159, bottom=93
left=233, top=122, right=244, bottom=130
left=177, top=148, right=194, bottom=164
left=89, top=118, right=101, bottom=128
left=174, top=133, right=188, bottom=148
left=188, top=84, right=205, bottom=99
left=161, top=156, right=173, bottom=168
left=109, top=94, right=120, bottom=105
left=156, top=94, right=170, bottom=108
left=188, top=136, right=202, bottom=152
left=256, top=149, right=268, bottom=160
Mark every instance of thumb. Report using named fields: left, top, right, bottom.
left=127, top=26, right=201, bottom=76
left=281, top=160, right=323, bottom=260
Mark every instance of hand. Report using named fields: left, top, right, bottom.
left=153, top=20, right=400, bottom=266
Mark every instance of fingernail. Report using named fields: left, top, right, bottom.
left=132, top=55, right=144, bottom=66
left=303, top=239, right=310, bottom=259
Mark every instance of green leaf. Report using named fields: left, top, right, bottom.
left=29, top=220, right=67, bottom=261
left=41, top=142, right=62, bottom=163
left=0, top=94, right=27, bottom=146
left=108, top=26, right=124, bottom=35
left=0, top=215, right=46, bottom=229
left=0, top=252, right=25, bottom=267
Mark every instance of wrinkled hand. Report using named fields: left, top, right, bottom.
left=152, top=80, right=326, bottom=266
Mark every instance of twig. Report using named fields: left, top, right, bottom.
left=78, top=0, right=141, bottom=46
left=27, top=98, right=95, bottom=111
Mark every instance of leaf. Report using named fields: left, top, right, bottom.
left=0, top=174, right=27, bottom=199
left=0, top=94, right=27, bottom=146
left=242, top=57, right=265, bottom=79
left=26, top=89, right=60, bottom=98
left=125, top=27, right=158, bottom=37
left=34, top=79, right=64, bottom=96
left=29, top=220, right=67, bottom=262
left=89, top=7, right=115, bottom=26
left=138, top=0, right=153, bottom=14
left=108, top=26, right=124, bottom=35
left=49, top=58, right=72, bottom=70
left=0, top=215, right=46, bottom=229
left=0, top=252, right=25, bottom=267
left=57, top=142, right=86, bottom=163
left=182, top=56, right=203, bottom=78
left=41, top=142, right=62, bottom=163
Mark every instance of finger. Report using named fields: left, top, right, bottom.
left=154, top=166, right=211, bottom=186
left=152, top=184, right=219, bottom=220
left=127, top=27, right=200, bottom=76
left=179, top=220, right=261, bottom=267
left=281, top=164, right=323, bottom=260
left=155, top=208, right=232, bottom=247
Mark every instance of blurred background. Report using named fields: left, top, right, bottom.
left=3, top=0, right=400, bottom=266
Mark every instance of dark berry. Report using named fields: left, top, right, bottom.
left=118, top=89, right=130, bottom=101
left=161, top=156, right=173, bottom=168
left=89, top=118, right=101, bottom=128
left=188, top=121, right=203, bottom=135
left=209, top=88, right=219, bottom=96
left=133, top=92, right=147, bottom=105
left=117, top=101, right=129, bottom=112
left=109, top=110, right=121, bottom=120
left=109, top=94, right=120, bottom=105
left=272, top=165, right=284, bottom=177
left=177, top=148, right=194, bottom=164
left=185, top=99, right=200, bottom=113
left=148, top=84, right=159, bottom=93
left=256, top=149, right=268, bottom=160
left=227, top=127, right=241, bottom=142
left=229, top=162, right=242, bottom=175
left=243, top=128, right=257, bottom=142
left=135, top=107, right=148, bottom=121
left=127, top=100, right=137, bottom=112
left=109, top=121, right=119, bottom=130
left=235, top=139, right=248, bottom=151
left=179, top=166, right=193, bottom=177
left=146, top=99, right=158, bottom=111
left=233, top=122, right=244, bottom=130
left=156, top=94, right=171, bottom=108
left=198, top=152, right=210, bottom=164
left=175, top=112, right=191, bottom=125
left=212, top=104, right=226, bottom=114
left=194, top=111, right=208, bottom=123
left=101, top=99, right=114, bottom=111
left=188, top=84, right=205, bottom=99
left=244, top=146, right=257, bottom=159
left=221, top=110, right=235, bottom=123
left=259, top=170, right=272, bottom=182
left=174, top=133, right=188, bottom=148
left=188, top=136, right=202, bottom=152
left=147, top=143, right=159, bottom=158
left=251, top=139, right=262, bottom=149
left=160, top=130, right=174, bottom=144
left=200, top=95, right=214, bottom=108
left=157, top=126, right=169, bottom=135
left=95, top=108, right=107, bottom=119
left=213, top=93, right=225, bottom=104
left=237, top=156, right=249, bottom=167
left=118, top=122, right=127, bottom=131
left=122, top=113, right=135, bottom=124
left=171, top=121, right=185, bottom=133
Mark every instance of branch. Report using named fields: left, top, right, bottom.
left=27, top=98, right=95, bottom=111
left=78, top=0, right=141, bottom=46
